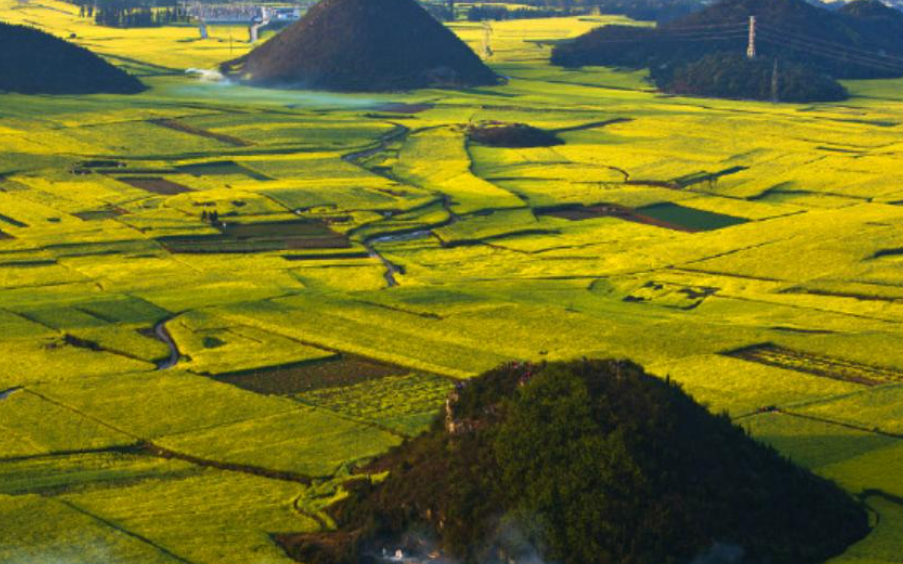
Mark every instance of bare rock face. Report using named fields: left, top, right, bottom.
left=222, top=0, right=499, bottom=92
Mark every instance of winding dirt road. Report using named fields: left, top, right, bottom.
left=153, top=320, right=180, bottom=370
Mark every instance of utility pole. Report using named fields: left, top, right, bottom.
left=747, top=16, right=756, bottom=60
left=771, top=58, right=779, bottom=103
left=482, top=22, right=493, bottom=59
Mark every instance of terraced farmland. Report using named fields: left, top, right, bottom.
left=1, top=1, right=902, bottom=563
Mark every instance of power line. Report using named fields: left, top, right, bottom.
left=577, top=19, right=903, bottom=75
left=757, top=30, right=903, bottom=73
left=661, top=22, right=751, bottom=31
left=578, top=30, right=749, bottom=45
left=759, top=21, right=903, bottom=64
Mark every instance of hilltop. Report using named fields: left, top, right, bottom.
left=0, top=22, right=144, bottom=95
left=277, top=359, right=869, bottom=564
left=551, top=0, right=903, bottom=101
left=222, top=0, right=499, bottom=91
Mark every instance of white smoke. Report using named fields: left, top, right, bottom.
left=372, top=517, right=550, bottom=564
left=185, top=68, right=226, bottom=82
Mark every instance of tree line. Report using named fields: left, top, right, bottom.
left=70, top=0, right=190, bottom=28
left=466, top=5, right=582, bottom=21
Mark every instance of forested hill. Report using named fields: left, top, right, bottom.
left=0, top=22, right=144, bottom=94
left=223, top=0, right=499, bottom=91
left=277, top=359, right=869, bottom=564
left=552, top=0, right=903, bottom=81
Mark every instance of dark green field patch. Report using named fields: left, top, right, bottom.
left=73, top=209, right=126, bottom=221
left=283, top=250, right=371, bottom=261
left=635, top=203, right=747, bottom=231
left=215, top=355, right=408, bottom=395
left=538, top=202, right=743, bottom=232
left=175, top=161, right=270, bottom=181
left=117, top=177, right=191, bottom=195
left=296, top=373, right=453, bottom=436
left=159, top=219, right=350, bottom=254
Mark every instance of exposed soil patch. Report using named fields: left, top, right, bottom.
left=215, top=355, right=409, bottom=395
left=372, top=103, right=434, bottom=114
left=159, top=219, right=350, bottom=254
left=150, top=119, right=252, bottom=147
left=117, top=176, right=192, bottom=195
left=73, top=208, right=127, bottom=221
left=176, top=160, right=270, bottom=181
left=725, top=343, right=903, bottom=386
left=538, top=203, right=699, bottom=232
left=284, top=251, right=372, bottom=260
left=467, top=122, right=563, bottom=148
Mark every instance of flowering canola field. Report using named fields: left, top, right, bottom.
left=0, top=2, right=902, bottom=563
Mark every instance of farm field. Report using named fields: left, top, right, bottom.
left=1, top=1, right=903, bottom=562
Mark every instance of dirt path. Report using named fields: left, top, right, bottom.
left=293, top=496, right=328, bottom=530
left=363, top=230, right=435, bottom=288
left=342, top=122, right=424, bottom=288
left=342, top=122, right=410, bottom=167
left=154, top=319, right=180, bottom=370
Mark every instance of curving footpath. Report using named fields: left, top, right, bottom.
left=153, top=319, right=180, bottom=370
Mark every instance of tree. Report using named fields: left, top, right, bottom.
left=494, top=366, right=648, bottom=564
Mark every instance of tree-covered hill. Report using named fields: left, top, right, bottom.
left=667, top=53, right=847, bottom=102
left=222, top=0, right=499, bottom=92
left=277, top=359, right=869, bottom=564
left=551, top=0, right=903, bottom=101
left=0, top=22, right=144, bottom=95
